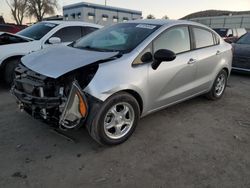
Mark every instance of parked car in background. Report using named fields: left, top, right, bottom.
left=0, top=21, right=101, bottom=85
left=0, top=24, right=21, bottom=33
left=232, top=32, right=250, bottom=72
left=213, top=28, right=247, bottom=43
left=12, top=20, right=232, bottom=145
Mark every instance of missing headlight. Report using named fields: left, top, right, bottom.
left=59, top=81, right=88, bottom=129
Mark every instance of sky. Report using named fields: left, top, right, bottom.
left=1, top=0, right=250, bottom=24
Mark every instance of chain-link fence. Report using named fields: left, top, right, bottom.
left=189, top=15, right=250, bottom=30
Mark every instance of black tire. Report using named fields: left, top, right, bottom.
left=206, top=69, right=228, bottom=100
left=87, top=92, right=140, bottom=145
left=4, top=58, right=20, bottom=86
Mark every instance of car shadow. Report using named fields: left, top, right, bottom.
left=0, top=73, right=248, bottom=155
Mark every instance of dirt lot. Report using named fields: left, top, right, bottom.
left=0, top=73, right=250, bottom=188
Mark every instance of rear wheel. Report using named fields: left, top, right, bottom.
left=206, top=69, right=228, bottom=100
left=4, top=58, right=20, bottom=86
left=87, top=92, right=140, bottom=145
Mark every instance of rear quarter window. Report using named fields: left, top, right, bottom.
left=193, top=27, right=215, bottom=49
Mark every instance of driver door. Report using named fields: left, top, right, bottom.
left=147, top=26, right=198, bottom=111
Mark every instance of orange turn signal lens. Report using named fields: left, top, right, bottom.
left=76, top=92, right=87, bottom=117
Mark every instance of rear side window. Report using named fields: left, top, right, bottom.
left=52, top=26, right=82, bottom=42
left=83, top=27, right=98, bottom=36
left=153, top=26, right=191, bottom=54
left=193, top=27, right=214, bottom=49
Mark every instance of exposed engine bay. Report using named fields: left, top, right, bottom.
left=12, top=63, right=99, bottom=130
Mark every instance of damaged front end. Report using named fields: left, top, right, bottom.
left=59, top=82, right=88, bottom=129
left=0, top=32, right=30, bottom=45
left=11, top=64, right=97, bottom=130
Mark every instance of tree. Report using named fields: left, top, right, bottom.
left=27, top=0, right=58, bottom=22
left=0, top=16, right=5, bottom=24
left=146, top=14, right=155, bottom=19
left=6, top=0, right=28, bottom=25
left=162, top=15, right=169, bottom=19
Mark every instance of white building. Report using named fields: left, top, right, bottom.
left=63, top=2, right=142, bottom=26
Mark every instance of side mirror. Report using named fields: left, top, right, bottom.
left=152, top=49, right=176, bottom=70
left=48, top=37, right=61, bottom=44
left=141, top=52, right=153, bottom=63
left=227, top=34, right=233, bottom=38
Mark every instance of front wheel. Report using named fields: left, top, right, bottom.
left=87, top=92, right=140, bottom=145
left=4, top=58, right=20, bottom=86
left=206, top=69, right=228, bottom=100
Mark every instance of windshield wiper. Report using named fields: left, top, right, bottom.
left=77, top=45, right=120, bottom=53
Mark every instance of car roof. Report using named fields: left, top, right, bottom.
left=40, top=20, right=102, bottom=28
left=127, top=19, right=205, bottom=27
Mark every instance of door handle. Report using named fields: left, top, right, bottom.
left=216, top=50, right=221, bottom=55
left=187, top=58, right=196, bottom=65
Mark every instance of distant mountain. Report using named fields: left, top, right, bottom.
left=181, top=10, right=250, bottom=20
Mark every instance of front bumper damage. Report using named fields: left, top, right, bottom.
left=12, top=65, right=89, bottom=130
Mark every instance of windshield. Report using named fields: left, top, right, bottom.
left=73, top=23, right=160, bottom=53
left=213, top=28, right=228, bottom=37
left=17, top=22, right=58, bottom=40
left=237, top=33, right=250, bottom=44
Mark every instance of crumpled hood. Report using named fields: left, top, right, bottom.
left=22, top=45, right=119, bottom=79
left=233, top=43, right=250, bottom=57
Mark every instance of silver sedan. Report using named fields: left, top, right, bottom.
left=13, top=19, right=232, bottom=145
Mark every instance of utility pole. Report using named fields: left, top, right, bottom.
left=105, top=0, right=107, bottom=6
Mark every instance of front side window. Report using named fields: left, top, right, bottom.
left=73, top=23, right=160, bottom=53
left=153, top=26, right=190, bottom=54
left=17, top=22, right=58, bottom=40
left=193, top=27, right=214, bottom=49
left=52, top=26, right=82, bottom=42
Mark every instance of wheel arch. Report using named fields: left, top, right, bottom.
left=119, top=89, right=144, bottom=115
left=222, top=67, right=230, bottom=78
left=1, top=55, right=23, bottom=70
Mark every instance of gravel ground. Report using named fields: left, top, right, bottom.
left=0, top=73, right=250, bottom=188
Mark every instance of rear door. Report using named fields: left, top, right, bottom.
left=190, top=26, right=221, bottom=92
left=147, top=26, right=198, bottom=110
